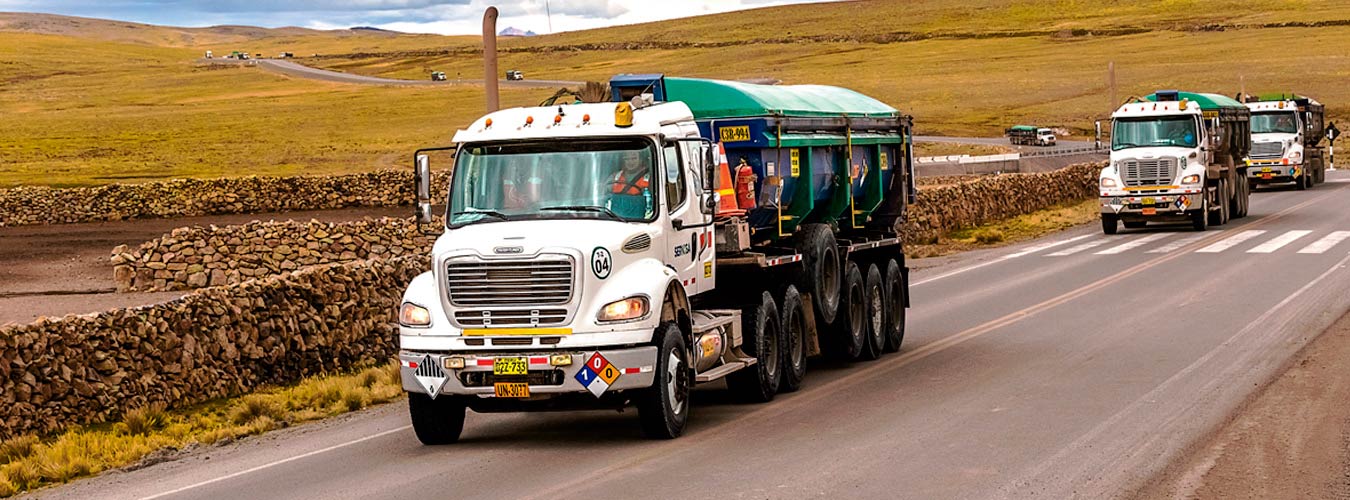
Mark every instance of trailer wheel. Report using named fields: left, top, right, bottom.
left=727, top=291, right=781, bottom=403
left=825, top=261, right=867, bottom=361
left=860, top=263, right=885, bottom=361
left=638, top=322, right=691, bottom=439
left=882, top=259, right=906, bottom=353
left=409, top=393, right=466, bottom=445
left=1101, top=214, right=1119, bottom=235
left=1208, top=179, right=1228, bottom=226
left=1314, top=155, right=1326, bottom=184
left=777, top=284, right=807, bottom=393
left=793, top=224, right=841, bottom=326
left=1233, top=176, right=1249, bottom=218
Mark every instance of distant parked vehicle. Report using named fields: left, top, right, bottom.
left=1007, top=125, right=1056, bottom=146
left=205, top=50, right=213, bottom=59
left=431, top=71, right=447, bottom=81
left=277, top=52, right=294, bottom=59
left=505, top=69, right=524, bottom=81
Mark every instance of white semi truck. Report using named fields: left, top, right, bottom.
left=398, top=75, right=916, bottom=442
left=1240, top=93, right=1328, bottom=190
left=1099, top=91, right=1252, bottom=234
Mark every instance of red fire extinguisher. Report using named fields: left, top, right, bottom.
left=734, top=159, right=757, bottom=210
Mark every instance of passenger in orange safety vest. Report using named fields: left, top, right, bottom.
left=608, top=150, right=652, bottom=219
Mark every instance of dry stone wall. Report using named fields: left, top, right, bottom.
left=0, top=170, right=447, bottom=227
left=902, top=161, right=1102, bottom=243
left=0, top=256, right=426, bottom=441
left=112, top=218, right=439, bottom=292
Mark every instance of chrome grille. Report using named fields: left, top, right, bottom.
left=1121, top=158, right=1178, bottom=187
left=446, top=259, right=573, bottom=307
left=454, top=308, right=569, bottom=327
left=1251, top=142, right=1284, bottom=160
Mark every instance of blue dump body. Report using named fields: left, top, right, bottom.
left=610, top=74, right=916, bottom=241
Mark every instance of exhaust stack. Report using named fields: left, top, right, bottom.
left=483, top=6, right=499, bottom=113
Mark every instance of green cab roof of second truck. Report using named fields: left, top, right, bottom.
left=663, top=77, right=900, bottom=120
left=1143, top=91, right=1246, bottom=110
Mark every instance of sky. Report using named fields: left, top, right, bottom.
left=0, top=0, right=831, bottom=35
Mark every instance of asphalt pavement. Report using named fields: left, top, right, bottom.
left=33, top=172, right=1350, bottom=500
left=251, top=59, right=581, bottom=88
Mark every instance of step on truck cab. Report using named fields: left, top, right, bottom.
left=1241, top=93, right=1327, bottom=190
left=1099, top=90, right=1252, bottom=234
left=399, top=74, right=916, bottom=443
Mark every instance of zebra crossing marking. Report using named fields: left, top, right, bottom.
left=1196, top=230, right=1268, bottom=253
left=1247, top=230, right=1312, bottom=253
left=1297, top=231, right=1350, bottom=254
left=1147, top=231, right=1220, bottom=253
left=1095, top=233, right=1170, bottom=255
left=1047, top=239, right=1110, bottom=256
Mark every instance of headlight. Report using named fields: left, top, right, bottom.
left=399, top=302, right=431, bottom=327
left=1100, top=178, right=1118, bottom=188
left=598, top=296, right=649, bottom=323
left=1289, top=151, right=1302, bottom=161
left=1181, top=174, right=1200, bottom=184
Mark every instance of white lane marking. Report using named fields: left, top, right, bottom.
left=1247, top=230, right=1312, bottom=253
left=1047, top=239, right=1110, bottom=256
left=912, top=234, right=1093, bottom=286
left=1297, top=231, right=1350, bottom=254
left=1094, top=233, right=1171, bottom=255
left=138, top=425, right=412, bottom=500
left=1147, top=231, right=1221, bottom=254
left=1195, top=230, right=1267, bottom=253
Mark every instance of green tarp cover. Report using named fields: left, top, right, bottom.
left=1144, top=91, right=1246, bottom=111
left=664, top=77, right=899, bottom=120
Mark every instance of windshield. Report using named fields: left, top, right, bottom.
left=1112, top=116, right=1198, bottom=151
left=1251, top=112, right=1298, bottom=134
left=448, top=139, right=657, bottom=227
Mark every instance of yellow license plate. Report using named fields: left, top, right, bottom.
left=493, top=382, right=530, bottom=398
left=1142, top=208, right=1157, bottom=215
left=493, top=357, right=528, bottom=375
left=1262, top=167, right=1273, bottom=173
left=1141, top=197, right=1155, bottom=205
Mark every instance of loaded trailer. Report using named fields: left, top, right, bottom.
left=1006, top=124, right=1056, bottom=146
left=1098, top=90, right=1252, bottom=234
left=398, top=74, right=916, bottom=442
left=1240, top=93, right=1327, bottom=190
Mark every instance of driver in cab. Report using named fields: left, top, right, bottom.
left=608, top=150, right=653, bottom=219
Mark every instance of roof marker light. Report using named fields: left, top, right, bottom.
left=554, top=114, right=563, bottom=125
left=1179, top=99, right=1188, bottom=111
left=615, top=102, right=634, bottom=128
left=485, top=118, right=493, bottom=128
left=583, top=113, right=591, bottom=124
left=525, top=116, right=534, bottom=126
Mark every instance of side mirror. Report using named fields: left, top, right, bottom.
left=414, top=154, right=433, bottom=225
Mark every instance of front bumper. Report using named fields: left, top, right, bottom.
left=1246, top=162, right=1302, bottom=184
left=400, top=346, right=658, bottom=400
left=1100, top=192, right=1200, bottom=220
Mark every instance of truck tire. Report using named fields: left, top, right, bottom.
left=1314, top=156, right=1326, bottom=184
left=727, top=291, right=781, bottom=403
left=1101, top=214, right=1119, bottom=235
left=409, top=393, right=467, bottom=445
left=882, top=259, right=906, bottom=353
left=826, top=261, right=867, bottom=361
left=1208, top=179, right=1227, bottom=226
left=1233, top=177, right=1249, bottom=218
left=860, top=263, right=885, bottom=361
left=1297, top=170, right=1310, bottom=190
left=777, top=284, right=807, bottom=393
left=1192, top=194, right=1208, bottom=232
left=638, top=322, right=691, bottom=439
left=793, top=224, right=841, bottom=326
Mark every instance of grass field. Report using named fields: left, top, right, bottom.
left=4, top=1, right=1350, bottom=187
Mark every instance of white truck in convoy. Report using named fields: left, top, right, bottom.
left=1099, top=90, right=1252, bottom=234
left=1240, top=93, right=1328, bottom=190
left=397, top=75, right=916, bottom=442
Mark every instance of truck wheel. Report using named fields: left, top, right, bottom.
left=408, top=393, right=466, bottom=445
left=1192, top=195, right=1208, bottom=232
left=1208, top=180, right=1227, bottom=226
left=793, top=224, right=841, bottom=326
left=638, top=322, right=691, bottom=439
left=1101, top=214, right=1119, bottom=235
left=777, top=284, right=807, bottom=393
left=860, top=263, right=885, bottom=361
left=727, top=291, right=781, bottom=403
left=1233, top=177, right=1249, bottom=218
left=826, top=261, right=867, bottom=361
left=1297, top=170, right=1310, bottom=190
left=882, top=259, right=906, bottom=353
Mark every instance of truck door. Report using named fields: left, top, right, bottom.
left=662, top=141, right=715, bottom=296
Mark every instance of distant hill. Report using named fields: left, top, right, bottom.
left=498, top=27, right=537, bottom=37
left=0, top=12, right=408, bottom=47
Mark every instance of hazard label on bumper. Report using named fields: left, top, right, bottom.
left=574, top=352, right=623, bottom=397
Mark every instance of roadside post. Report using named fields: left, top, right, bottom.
left=1327, top=122, right=1339, bottom=171
left=1095, top=120, right=1102, bottom=150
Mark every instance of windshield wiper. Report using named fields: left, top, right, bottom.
left=1113, top=142, right=1141, bottom=149
left=540, top=205, right=623, bottom=221
left=451, top=210, right=511, bottom=221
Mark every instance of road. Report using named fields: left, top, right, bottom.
left=915, top=134, right=1099, bottom=155
left=250, top=59, right=581, bottom=88
left=36, top=173, right=1350, bottom=499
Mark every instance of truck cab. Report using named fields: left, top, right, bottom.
left=1243, top=94, right=1327, bottom=189
left=1098, top=91, right=1251, bottom=234
left=1036, top=128, right=1057, bottom=146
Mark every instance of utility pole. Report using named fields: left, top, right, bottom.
left=483, top=6, right=499, bottom=113
left=1108, top=61, right=1116, bottom=112
left=546, top=0, right=553, bottom=33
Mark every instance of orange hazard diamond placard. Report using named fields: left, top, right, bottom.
left=598, top=363, right=621, bottom=384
